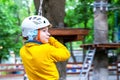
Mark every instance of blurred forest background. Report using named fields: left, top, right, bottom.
left=0, top=0, right=120, bottom=63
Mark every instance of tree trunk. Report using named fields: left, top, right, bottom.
left=93, top=0, right=109, bottom=80
left=93, top=49, right=108, bottom=80
left=34, top=0, right=65, bottom=27
left=34, top=0, right=67, bottom=80
left=94, top=12, right=108, bottom=43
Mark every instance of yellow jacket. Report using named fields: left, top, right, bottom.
left=20, top=37, right=70, bottom=80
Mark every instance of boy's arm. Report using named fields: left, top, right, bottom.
left=48, top=37, right=71, bottom=62
left=49, top=37, right=65, bottom=48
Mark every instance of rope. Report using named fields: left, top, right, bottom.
left=38, top=0, right=43, bottom=16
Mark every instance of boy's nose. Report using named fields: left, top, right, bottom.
left=47, top=32, right=50, bottom=36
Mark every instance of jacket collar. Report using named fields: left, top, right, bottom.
left=25, top=40, right=42, bottom=44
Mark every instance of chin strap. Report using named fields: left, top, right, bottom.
left=36, top=29, right=41, bottom=42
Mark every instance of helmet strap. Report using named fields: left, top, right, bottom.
left=36, top=29, right=41, bottom=42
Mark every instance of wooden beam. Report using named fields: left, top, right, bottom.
left=80, top=43, right=120, bottom=50
left=49, top=28, right=89, bottom=36
left=49, top=28, right=89, bottom=42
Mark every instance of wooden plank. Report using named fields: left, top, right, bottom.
left=49, top=28, right=89, bottom=36
left=0, top=74, right=24, bottom=78
left=0, top=64, right=23, bottom=66
left=80, top=43, right=120, bottom=49
left=0, top=69, right=24, bottom=72
left=66, top=62, right=117, bottom=74
left=0, top=64, right=25, bottom=78
left=96, top=44, right=120, bottom=48
left=49, top=28, right=89, bottom=42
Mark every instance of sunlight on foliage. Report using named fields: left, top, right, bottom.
left=0, top=0, right=35, bottom=62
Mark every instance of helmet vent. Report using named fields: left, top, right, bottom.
left=37, top=18, right=41, bottom=20
left=33, top=17, right=37, bottom=19
left=44, top=21, right=46, bottom=23
left=29, top=17, right=32, bottom=20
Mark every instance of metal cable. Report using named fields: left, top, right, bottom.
left=38, top=0, right=43, bottom=16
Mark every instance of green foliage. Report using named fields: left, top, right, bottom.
left=0, top=0, right=23, bottom=62
left=65, top=0, right=93, bottom=28
left=108, top=0, right=120, bottom=42
left=64, top=0, right=94, bottom=45
left=0, top=0, right=35, bottom=62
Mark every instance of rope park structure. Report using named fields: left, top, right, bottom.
left=0, top=0, right=120, bottom=80
left=22, top=0, right=89, bottom=80
left=26, top=0, right=120, bottom=80
left=79, top=1, right=120, bottom=80
left=29, top=0, right=120, bottom=80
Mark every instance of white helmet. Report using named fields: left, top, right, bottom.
left=21, top=15, right=51, bottom=38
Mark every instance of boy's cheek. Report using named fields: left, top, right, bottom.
left=41, top=39, right=49, bottom=44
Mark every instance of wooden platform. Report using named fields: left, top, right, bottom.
left=80, top=43, right=120, bottom=50
left=49, top=28, right=89, bottom=42
left=0, top=64, right=25, bottom=78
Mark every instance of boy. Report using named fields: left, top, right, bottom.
left=20, top=15, right=71, bottom=80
